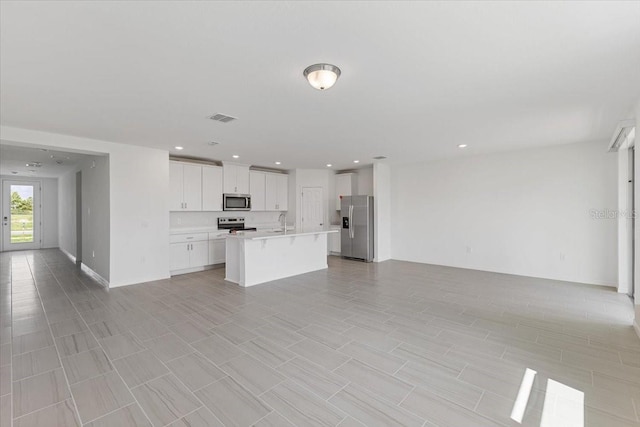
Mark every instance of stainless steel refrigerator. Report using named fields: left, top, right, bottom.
left=340, top=195, right=374, bottom=262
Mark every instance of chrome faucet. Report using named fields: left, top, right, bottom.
left=278, top=213, right=287, bottom=234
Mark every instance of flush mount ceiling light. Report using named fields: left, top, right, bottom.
left=232, top=155, right=240, bottom=159
left=458, top=144, right=468, bottom=148
left=275, top=161, right=281, bottom=165
left=174, top=146, right=184, bottom=150
left=353, top=160, right=360, bottom=164
left=303, top=63, right=341, bottom=90
left=326, top=164, right=333, bottom=167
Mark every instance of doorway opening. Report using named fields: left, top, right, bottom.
left=1, top=180, right=41, bottom=251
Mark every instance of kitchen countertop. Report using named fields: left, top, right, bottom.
left=227, top=229, right=338, bottom=241
left=170, top=227, right=226, bottom=234
left=170, top=226, right=295, bottom=235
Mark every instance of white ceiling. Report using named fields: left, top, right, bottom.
left=1, top=1, right=639, bottom=170
left=0, top=144, right=89, bottom=178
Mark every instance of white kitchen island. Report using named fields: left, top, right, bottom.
left=225, top=229, right=338, bottom=287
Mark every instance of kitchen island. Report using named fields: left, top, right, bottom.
left=225, top=229, right=338, bottom=287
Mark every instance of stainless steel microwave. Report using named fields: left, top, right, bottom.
left=223, top=193, right=251, bottom=211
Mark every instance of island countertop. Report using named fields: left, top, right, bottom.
left=227, top=229, right=338, bottom=241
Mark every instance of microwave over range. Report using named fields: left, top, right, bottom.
left=223, top=193, right=251, bottom=211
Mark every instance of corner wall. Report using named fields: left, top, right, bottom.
left=58, top=171, right=76, bottom=258
left=391, top=141, right=617, bottom=286
left=2, top=126, right=170, bottom=287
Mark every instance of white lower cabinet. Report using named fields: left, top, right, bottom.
left=328, top=226, right=341, bottom=254
left=169, top=233, right=209, bottom=272
left=170, top=231, right=226, bottom=275
left=170, top=242, right=191, bottom=271
left=208, top=239, right=226, bottom=265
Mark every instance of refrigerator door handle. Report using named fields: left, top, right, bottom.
left=349, top=205, right=354, bottom=239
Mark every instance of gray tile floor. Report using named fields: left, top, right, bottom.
left=1, top=249, right=639, bottom=426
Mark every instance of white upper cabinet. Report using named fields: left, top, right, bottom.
left=250, top=171, right=266, bottom=211
left=265, top=174, right=277, bottom=211
left=169, top=162, right=184, bottom=211
left=170, top=161, right=202, bottom=211
left=223, top=163, right=250, bottom=194
left=335, top=173, right=357, bottom=210
left=265, top=173, right=288, bottom=211
left=276, top=174, right=288, bottom=211
left=183, top=164, right=203, bottom=211
left=202, top=165, right=223, bottom=211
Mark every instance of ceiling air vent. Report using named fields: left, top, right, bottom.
left=373, top=156, right=387, bottom=160
left=209, top=113, right=237, bottom=123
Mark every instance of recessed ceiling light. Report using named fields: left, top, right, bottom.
left=275, top=161, right=281, bottom=165
left=175, top=146, right=184, bottom=150
left=232, top=155, right=240, bottom=159
left=458, top=144, right=468, bottom=148
left=353, top=160, right=360, bottom=164
left=326, top=164, right=333, bottom=167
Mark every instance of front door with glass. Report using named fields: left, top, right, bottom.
left=1, top=180, right=41, bottom=251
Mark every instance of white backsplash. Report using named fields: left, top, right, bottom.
left=170, top=211, right=291, bottom=230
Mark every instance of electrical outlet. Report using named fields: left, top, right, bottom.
left=560, top=252, right=565, bottom=261
left=466, top=246, right=472, bottom=254
left=177, top=218, right=182, bottom=225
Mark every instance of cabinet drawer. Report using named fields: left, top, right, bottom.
left=170, top=233, right=209, bottom=243
left=208, top=232, right=228, bottom=240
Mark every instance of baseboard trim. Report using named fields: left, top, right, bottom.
left=634, top=319, right=640, bottom=341
left=80, top=263, right=109, bottom=289
left=59, top=248, right=76, bottom=264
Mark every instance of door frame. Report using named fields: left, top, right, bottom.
left=1, top=178, right=42, bottom=252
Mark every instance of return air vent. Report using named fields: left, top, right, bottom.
left=209, top=113, right=237, bottom=123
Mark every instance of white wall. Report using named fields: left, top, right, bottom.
left=170, top=211, right=283, bottom=229
left=58, top=170, right=76, bottom=257
left=41, top=177, right=58, bottom=248
left=391, top=141, right=617, bottom=286
left=633, top=98, right=640, bottom=338
left=1, top=126, right=170, bottom=287
left=0, top=175, right=58, bottom=249
left=80, top=155, right=110, bottom=281
left=373, top=162, right=392, bottom=262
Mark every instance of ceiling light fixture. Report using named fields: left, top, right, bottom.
left=326, top=164, right=333, bottom=167
left=303, top=63, right=341, bottom=90
left=232, top=155, right=240, bottom=159
left=458, top=144, right=468, bottom=148
left=175, top=146, right=184, bottom=150
left=275, top=161, right=281, bottom=165
left=353, top=160, right=360, bottom=164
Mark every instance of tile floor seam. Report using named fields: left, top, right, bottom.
left=15, top=257, right=83, bottom=426
left=395, top=384, right=416, bottom=407
left=52, top=277, right=156, bottom=427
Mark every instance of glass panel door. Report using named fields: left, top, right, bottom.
left=2, top=180, right=41, bottom=251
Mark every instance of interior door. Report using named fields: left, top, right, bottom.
left=301, top=187, right=324, bottom=232
left=2, top=180, right=41, bottom=251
